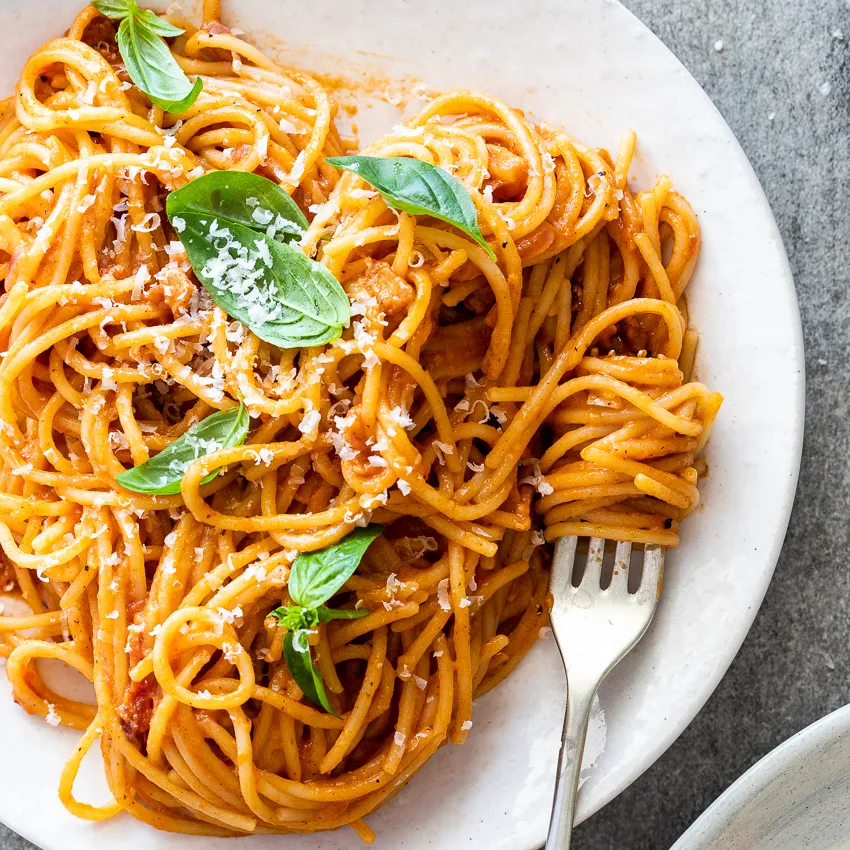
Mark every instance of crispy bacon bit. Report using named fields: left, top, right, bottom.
left=484, top=144, right=528, bottom=201
left=81, top=17, right=121, bottom=65
left=118, top=676, right=160, bottom=749
left=346, top=261, right=414, bottom=319
left=147, top=267, right=196, bottom=317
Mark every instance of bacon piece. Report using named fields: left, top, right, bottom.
left=147, top=267, right=197, bottom=317
left=484, top=144, right=528, bottom=201
left=345, top=261, right=415, bottom=319
left=81, top=17, right=121, bottom=65
left=118, top=676, right=160, bottom=749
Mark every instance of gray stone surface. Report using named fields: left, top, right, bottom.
left=1, top=1, right=847, bottom=849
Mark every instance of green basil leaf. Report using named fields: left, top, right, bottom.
left=117, top=14, right=202, bottom=114
left=289, top=526, right=383, bottom=609
left=283, top=630, right=338, bottom=716
left=116, top=404, right=248, bottom=495
left=135, top=7, right=185, bottom=37
left=92, top=0, right=134, bottom=19
left=270, top=604, right=308, bottom=631
left=167, top=171, right=308, bottom=246
left=170, top=212, right=348, bottom=349
left=316, top=605, right=370, bottom=622
left=325, top=155, right=497, bottom=261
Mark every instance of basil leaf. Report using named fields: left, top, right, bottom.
left=171, top=212, right=348, bottom=348
left=289, top=526, right=383, bottom=609
left=92, top=0, right=134, bottom=19
left=135, top=7, right=184, bottom=37
left=114, top=10, right=202, bottom=114
left=316, top=605, right=370, bottom=622
left=116, top=404, right=248, bottom=495
left=167, top=171, right=307, bottom=246
left=283, top=630, right=338, bottom=716
left=270, top=604, right=307, bottom=631
left=325, top=155, right=497, bottom=261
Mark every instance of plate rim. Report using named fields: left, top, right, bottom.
left=671, top=703, right=850, bottom=849
left=0, top=0, right=805, bottom=847
left=577, top=0, right=806, bottom=820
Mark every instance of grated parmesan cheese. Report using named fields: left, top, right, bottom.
left=289, top=150, right=307, bottom=184
left=131, top=212, right=161, bottom=233
left=299, top=408, right=321, bottom=434
left=437, top=578, right=451, bottom=612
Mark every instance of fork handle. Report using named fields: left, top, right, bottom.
left=545, top=673, right=601, bottom=850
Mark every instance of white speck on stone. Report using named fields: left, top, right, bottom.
left=819, top=81, right=832, bottom=96
left=714, top=39, right=724, bottom=52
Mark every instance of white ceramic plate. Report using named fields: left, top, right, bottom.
left=0, top=1, right=804, bottom=849
left=672, top=705, right=850, bottom=850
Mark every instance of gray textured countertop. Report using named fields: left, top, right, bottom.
left=1, top=2, right=847, bottom=849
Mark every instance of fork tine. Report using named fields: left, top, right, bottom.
left=608, top=540, right=633, bottom=596
left=581, top=537, right=606, bottom=587
left=640, top=543, right=665, bottom=598
left=550, top=535, right=578, bottom=597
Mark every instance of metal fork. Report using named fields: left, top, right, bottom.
left=545, top=536, right=666, bottom=850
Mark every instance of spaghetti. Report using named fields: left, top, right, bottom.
left=0, top=1, right=722, bottom=840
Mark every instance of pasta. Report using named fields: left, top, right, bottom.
left=0, top=1, right=722, bottom=841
